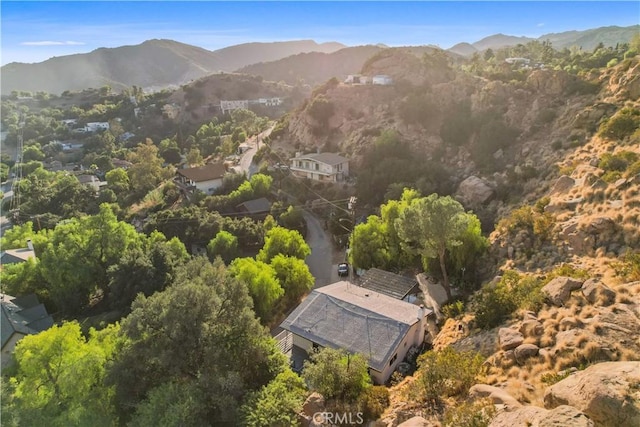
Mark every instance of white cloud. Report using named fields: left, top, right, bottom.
left=21, top=40, right=85, bottom=46
left=537, top=23, right=545, bottom=28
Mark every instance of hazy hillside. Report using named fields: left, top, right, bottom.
left=472, top=33, right=535, bottom=51
left=0, top=39, right=345, bottom=95
left=449, top=24, right=639, bottom=56
left=541, top=25, right=640, bottom=50
left=236, top=45, right=384, bottom=86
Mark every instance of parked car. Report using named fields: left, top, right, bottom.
left=337, top=262, right=349, bottom=277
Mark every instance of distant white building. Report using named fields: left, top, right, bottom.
left=344, top=74, right=369, bottom=85
left=372, top=75, right=393, bottom=85
left=85, top=122, right=110, bottom=132
left=290, top=152, right=349, bottom=183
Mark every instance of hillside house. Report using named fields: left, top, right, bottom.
left=85, top=122, right=110, bottom=132
left=280, top=281, right=432, bottom=384
left=344, top=74, right=369, bottom=85
left=290, top=152, right=349, bottom=183
left=176, top=162, right=227, bottom=194
left=372, top=75, right=393, bottom=85
left=1, top=293, right=54, bottom=368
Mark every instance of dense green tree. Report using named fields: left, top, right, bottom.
left=186, top=147, right=203, bottom=166
left=270, top=254, right=314, bottom=306
left=3, top=322, right=120, bottom=427
left=22, top=145, right=45, bottom=162
left=108, top=257, right=286, bottom=424
left=349, top=215, right=390, bottom=270
left=38, top=204, right=142, bottom=313
left=303, top=348, right=371, bottom=402
left=241, top=369, right=307, bottom=427
left=207, top=230, right=239, bottom=264
left=105, top=167, right=130, bottom=195
left=257, top=226, right=310, bottom=263
left=396, top=194, right=470, bottom=300
left=127, top=139, right=173, bottom=197
left=107, top=236, right=188, bottom=312
left=230, top=257, right=283, bottom=321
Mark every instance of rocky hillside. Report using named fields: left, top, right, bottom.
left=273, top=47, right=640, bottom=427
left=0, top=39, right=345, bottom=95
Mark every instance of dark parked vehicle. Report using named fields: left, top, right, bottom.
left=338, top=263, right=349, bottom=277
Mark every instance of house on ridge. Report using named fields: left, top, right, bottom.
left=280, top=281, right=432, bottom=384
left=176, top=162, right=227, bottom=194
left=289, top=152, right=349, bottom=183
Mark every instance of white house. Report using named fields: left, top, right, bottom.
left=280, top=281, right=432, bottom=384
left=372, top=75, right=393, bottom=85
left=344, top=74, right=369, bottom=85
left=175, top=162, right=227, bottom=194
left=85, top=122, right=110, bottom=132
left=289, top=152, right=349, bottom=183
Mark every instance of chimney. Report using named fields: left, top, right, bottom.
left=26, top=239, right=34, bottom=251
left=418, top=304, right=425, bottom=321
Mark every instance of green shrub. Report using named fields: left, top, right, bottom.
left=598, top=108, right=640, bottom=140
left=411, top=347, right=484, bottom=403
left=358, top=386, right=390, bottom=421
left=442, top=300, right=465, bottom=320
left=625, top=160, right=640, bottom=178
left=546, top=264, right=590, bottom=281
left=472, top=271, right=544, bottom=328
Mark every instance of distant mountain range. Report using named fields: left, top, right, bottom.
left=0, top=39, right=345, bottom=95
left=448, top=25, right=639, bottom=57
left=1, top=25, right=637, bottom=95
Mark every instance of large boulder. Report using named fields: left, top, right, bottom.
left=551, top=175, right=576, bottom=194
left=490, top=405, right=594, bottom=427
left=581, top=279, right=616, bottom=306
left=469, top=384, right=522, bottom=409
left=514, top=343, right=539, bottom=364
left=397, top=416, right=432, bottom=427
left=544, top=361, right=640, bottom=427
left=499, top=328, right=524, bottom=351
left=457, top=176, right=494, bottom=206
left=542, top=276, right=584, bottom=306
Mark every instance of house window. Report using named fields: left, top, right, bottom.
left=315, top=163, right=319, bottom=170
left=389, top=353, right=398, bottom=366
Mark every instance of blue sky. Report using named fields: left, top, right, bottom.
left=2, top=1, right=639, bottom=65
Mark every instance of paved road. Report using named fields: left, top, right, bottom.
left=238, top=124, right=275, bottom=177
left=303, top=210, right=343, bottom=289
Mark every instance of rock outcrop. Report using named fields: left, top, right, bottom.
left=490, top=405, right=594, bottom=427
left=542, top=276, right=584, bottom=306
left=469, top=384, right=522, bottom=409
left=457, top=176, right=494, bottom=206
left=581, top=279, right=616, bottom=306
left=544, top=361, right=640, bottom=427
left=499, top=328, right=524, bottom=351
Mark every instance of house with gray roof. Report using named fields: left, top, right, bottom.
left=0, top=240, right=36, bottom=267
left=280, top=281, right=431, bottom=384
left=1, top=293, right=54, bottom=367
left=289, top=152, right=349, bottom=183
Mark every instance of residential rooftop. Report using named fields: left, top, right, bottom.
left=291, top=152, right=348, bottom=166
left=281, top=281, right=431, bottom=372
